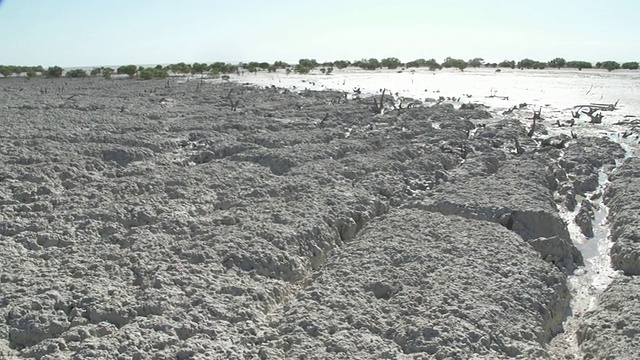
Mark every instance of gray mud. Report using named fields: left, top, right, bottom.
left=0, top=77, right=635, bottom=359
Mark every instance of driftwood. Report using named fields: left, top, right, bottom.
left=573, top=100, right=619, bottom=116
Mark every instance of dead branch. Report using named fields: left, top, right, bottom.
left=527, top=116, right=537, bottom=137
left=588, top=112, right=604, bottom=124
left=318, top=113, right=329, bottom=128
left=532, top=107, right=543, bottom=121
left=372, top=89, right=386, bottom=115
left=514, top=138, right=525, bottom=154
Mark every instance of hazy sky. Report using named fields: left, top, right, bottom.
left=1, top=0, right=638, bottom=67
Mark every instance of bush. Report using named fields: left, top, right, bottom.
left=90, top=68, right=102, bottom=76
left=102, top=67, right=114, bottom=79
left=381, top=57, right=402, bottom=69
left=548, top=57, right=566, bottom=69
left=498, top=60, right=515, bottom=68
left=273, top=61, right=289, bottom=69
left=468, top=58, right=484, bottom=67
left=621, top=61, right=639, bottom=70
left=442, top=57, right=467, bottom=71
left=566, top=61, right=593, bottom=70
left=333, top=60, right=350, bottom=69
left=600, top=61, right=620, bottom=72
left=191, top=62, right=209, bottom=75
left=138, top=67, right=169, bottom=80
left=294, top=64, right=312, bottom=74
left=66, top=69, right=87, bottom=78
left=354, top=58, right=380, bottom=70
left=117, top=65, right=137, bottom=78
left=139, top=68, right=154, bottom=80
left=170, top=62, right=191, bottom=74
left=45, top=66, right=64, bottom=78
left=0, top=66, right=12, bottom=77
left=298, top=58, right=318, bottom=69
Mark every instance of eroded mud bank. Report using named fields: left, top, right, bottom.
left=0, top=77, right=635, bottom=359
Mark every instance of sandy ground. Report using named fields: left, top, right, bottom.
left=0, top=75, right=638, bottom=359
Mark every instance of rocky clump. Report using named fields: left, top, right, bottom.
left=604, top=156, right=640, bottom=275
left=578, top=276, right=640, bottom=359
left=0, top=78, right=581, bottom=358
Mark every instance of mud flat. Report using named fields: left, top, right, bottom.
left=0, top=77, right=635, bottom=359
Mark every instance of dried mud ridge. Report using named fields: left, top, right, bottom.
left=0, top=78, right=638, bottom=359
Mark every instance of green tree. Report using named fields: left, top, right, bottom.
left=90, top=68, right=102, bottom=76
left=600, top=61, right=620, bottom=72
left=381, top=57, right=402, bottom=69
left=139, top=68, right=155, bottom=80
left=117, top=65, right=137, bottom=78
left=0, top=66, right=11, bottom=77
left=102, top=67, right=114, bottom=79
left=566, top=61, right=593, bottom=70
left=548, top=57, right=566, bottom=69
left=294, top=64, right=312, bottom=74
left=333, top=60, right=349, bottom=69
left=498, top=60, right=516, bottom=68
left=468, top=58, right=484, bottom=67
left=26, top=69, right=36, bottom=78
left=66, top=69, right=87, bottom=78
left=44, top=66, right=64, bottom=78
left=621, top=61, right=639, bottom=70
left=442, top=57, right=467, bottom=71
left=273, top=61, right=289, bottom=69
left=298, top=58, right=318, bottom=69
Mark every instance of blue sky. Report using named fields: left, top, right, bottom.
left=0, top=0, right=638, bottom=67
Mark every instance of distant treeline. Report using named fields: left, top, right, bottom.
left=1, top=57, right=638, bottom=79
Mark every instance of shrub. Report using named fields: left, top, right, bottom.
left=566, top=61, right=593, bottom=70
left=294, top=64, right=312, bottom=74
left=26, top=70, right=36, bottom=78
left=0, top=66, right=12, bottom=77
left=44, top=66, right=64, bottom=78
left=90, top=68, right=102, bottom=76
left=498, top=60, right=516, bottom=68
left=117, top=65, right=137, bottom=78
left=298, top=58, right=318, bottom=69
left=273, top=61, right=289, bottom=69
left=170, top=62, right=191, bottom=74
left=621, top=61, right=639, bottom=70
left=333, top=60, right=349, bottom=69
left=381, top=57, right=402, bottom=69
left=102, top=67, right=114, bottom=79
left=468, top=58, right=484, bottom=67
left=354, top=58, right=380, bottom=70
left=191, top=62, right=209, bottom=75
left=442, top=57, right=467, bottom=71
left=66, top=69, right=87, bottom=78
left=548, top=57, right=566, bottom=69
left=326, top=67, right=333, bottom=75
left=600, top=61, right=620, bottom=72
left=139, top=68, right=155, bottom=80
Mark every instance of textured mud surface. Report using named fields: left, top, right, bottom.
left=0, top=77, right=636, bottom=359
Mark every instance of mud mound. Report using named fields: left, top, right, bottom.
left=0, top=77, right=595, bottom=358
